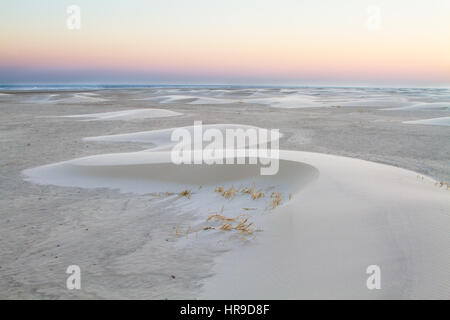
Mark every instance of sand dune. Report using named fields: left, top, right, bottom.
left=84, top=124, right=281, bottom=150
left=16, top=93, right=107, bottom=104
left=404, top=117, right=450, bottom=127
left=22, top=151, right=317, bottom=248
left=22, top=94, right=60, bottom=104
left=124, top=87, right=450, bottom=110
left=245, top=95, right=320, bottom=108
left=137, top=94, right=239, bottom=105
left=59, top=108, right=182, bottom=121
left=382, top=102, right=450, bottom=111
left=53, top=93, right=108, bottom=103
left=22, top=151, right=312, bottom=195
left=200, top=151, right=450, bottom=299
left=11, top=87, right=450, bottom=299
left=22, top=148, right=450, bottom=299
left=136, top=94, right=198, bottom=103
left=337, top=98, right=410, bottom=108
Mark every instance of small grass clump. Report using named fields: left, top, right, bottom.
left=242, top=183, right=264, bottom=200
left=207, top=213, right=235, bottom=222
left=205, top=207, right=255, bottom=236
left=186, top=225, right=191, bottom=238
left=252, top=190, right=264, bottom=200
left=215, top=183, right=266, bottom=200
left=223, top=186, right=237, bottom=199
left=151, top=191, right=177, bottom=197
left=267, top=192, right=282, bottom=210
left=234, top=217, right=254, bottom=235
left=179, top=190, right=192, bottom=199
left=220, top=223, right=233, bottom=231
left=215, top=186, right=238, bottom=199
left=434, top=181, right=449, bottom=189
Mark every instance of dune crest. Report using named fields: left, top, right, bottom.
left=59, top=108, right=182, bottom=121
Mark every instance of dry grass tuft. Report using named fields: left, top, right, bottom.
left=216, top=183, right=266, bottom=201
left=203, top=208, right=256, bottom=237
left=151, top=191, right=178, bottom=197
left=252, top=189, right=264, bottom=200
left=241, top=185, right=252, bottom=194
left=267, top=192, right=282, bottom=210
left=223, top=186, right=237, bottom=199
left=220, top=223, right=233, bottom=231
left=215, top=186, right=238, bottom=199
left=207, top=213, right=235, bottom=222
left=242, top=183, right=264, bottom=200
left=435, top=181, right=449, bottom=189
left=179, top=189, right=192, bottom=199
left=234, top=217, right=254, bottom=235
left=186, top=225, right=191, bottom=238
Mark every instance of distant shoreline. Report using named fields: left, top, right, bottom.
left=1, top=84, right=450, bottom=92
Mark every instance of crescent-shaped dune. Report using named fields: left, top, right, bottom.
left=200, top=151, right=450, bottom=299
left=59, top=108, right=182, bottom=121
left=22, top=151, right=315, bottom=195
left=22, top=149, right=450, bottom=299
left=83, top=124, right=281, bottom=151
left=403, top=116, right=450, bottom=127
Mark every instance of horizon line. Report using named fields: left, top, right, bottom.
left=1, top=83, right=449, bottom=90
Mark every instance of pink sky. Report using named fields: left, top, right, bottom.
left=1, top=0, right=449, bottom=86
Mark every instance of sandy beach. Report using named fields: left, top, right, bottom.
left=0, top=87, right=449, bottom=299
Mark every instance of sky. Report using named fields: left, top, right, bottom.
left=0, top=0, right=449, bottom=86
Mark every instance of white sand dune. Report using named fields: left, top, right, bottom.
left=54, top=93, right=108, bottom=103
left=137, top=94, right=239, bottom=105
left=200, top=151, right=450, bottom=299
left=22, top=94, right=60, bottom=104
left=22, top=151, right=310, bottom=195
left=18, top=93, right=106, bottom=104
left=59, top=108, right=182, bottom=121
left=22, top=149, right=450, bottom=299
left=84, top=124, right=281, bottom=150
left=129, top=88, right=449, bottom=110
left=135, top=94, right=197, bottom=103
left=186, top=96, right=239, bottom=105
left=6, top=87, right=450, bottom=299
left=403, top=116, right=450, bottom=127
left=245, top=95, right=324, bottom=108
left=382, top=102, right=450, bottom=111
left=337, top=98, right=411, bottom=108
left=77, top=92, right=100, bottom=96
left=22, top=151, right=316, bottom=245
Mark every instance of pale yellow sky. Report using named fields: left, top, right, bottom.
left=1, top=0, right=449, bottom=85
